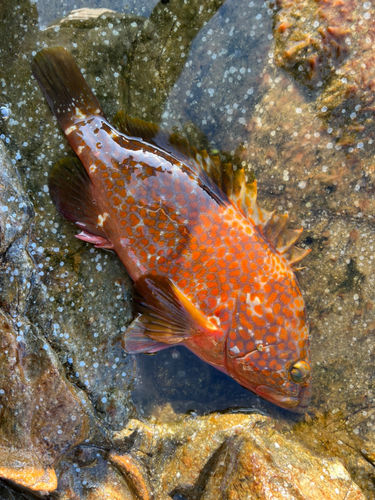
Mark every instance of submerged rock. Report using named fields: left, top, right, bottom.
left=123, top=0, right=226, bottom=123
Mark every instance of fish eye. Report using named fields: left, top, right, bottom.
left=290, top=360, right=310, bottom=384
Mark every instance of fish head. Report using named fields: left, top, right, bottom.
left=224, top=280, right=312, bottom=412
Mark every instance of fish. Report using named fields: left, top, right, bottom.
left=32, top=46, right=312, bottom=412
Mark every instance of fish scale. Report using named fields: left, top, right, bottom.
left=32, top=46, right=312, bottom=412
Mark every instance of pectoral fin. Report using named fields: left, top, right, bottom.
left=123, top=274, right=222, bottom=354
left=49, top=157, right=112, bottom=248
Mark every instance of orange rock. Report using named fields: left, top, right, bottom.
left=109, top=452, right=152, bottom=500
left=0, top=466, right=57, bottom=492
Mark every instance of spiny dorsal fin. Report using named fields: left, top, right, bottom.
left=275, top=228, right=303, bottom=255
left=284, top=246, right=311, bottom=268
left=113, top=112, right=159, bottom=144
left=113, top=112, right=310, bottom=269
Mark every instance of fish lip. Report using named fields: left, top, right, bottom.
left=256, top=384, right=311, bottom=412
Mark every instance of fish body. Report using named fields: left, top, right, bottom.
left=32, top=47, right=312, bottom=412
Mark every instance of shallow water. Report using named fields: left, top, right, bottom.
left=1, top=0, right=375, bottom=497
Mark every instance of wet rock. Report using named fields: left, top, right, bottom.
left=112, top=413, right=366, bottom=499
left=235, top=52, right=375, bottom=497
left=51, top=8, right=117, bottom=26
left=35, top=0, right=157, bottom=30
left=0, top=234, right=36, bottom=318
left=294, top=410, right=375, bottom=500
left=41, top=9, right=145, bottom=120
left=109, top=452, right=151, bottom=500
left=0, top=312, right=88, bottom=493
left=273, top=0, right=351, bottom=89
left=0, top=5, right=139, bottom=432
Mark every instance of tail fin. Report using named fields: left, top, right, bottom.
left=31, top=46, right=105, bottom=130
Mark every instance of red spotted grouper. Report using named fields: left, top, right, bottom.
left=32, top=46, right=312, bottom=412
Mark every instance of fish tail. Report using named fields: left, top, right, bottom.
left=32, top=46, right=105, bottom=131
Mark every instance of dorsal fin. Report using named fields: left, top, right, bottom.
left=113, top=112, right=310, bottom=269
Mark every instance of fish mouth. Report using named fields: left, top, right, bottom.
left=256, top=384, right=311, bottom=413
